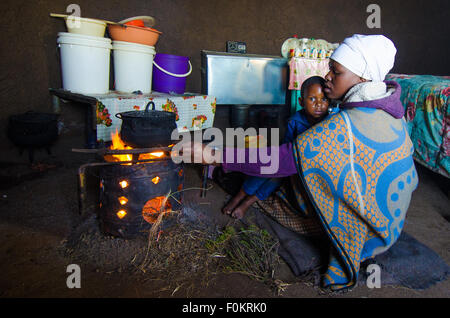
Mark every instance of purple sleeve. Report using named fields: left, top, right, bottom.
left=221, top=143, right=298, bottom=177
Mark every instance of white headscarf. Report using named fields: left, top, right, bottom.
left=330, top=34, right=397, bottom=82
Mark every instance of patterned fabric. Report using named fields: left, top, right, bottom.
left=255, top=175, right=324, bottom=237
left=288, top=57, right=330, bottom=91
left=92, top=91, right=216, bottom=142
left=291, top=108, right=418, bottom=290
left=288, top=57, right=330, bottom=114
left=386, top=73, right=450, bottom=178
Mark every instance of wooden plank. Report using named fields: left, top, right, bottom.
left=48, top=88, right=98, bottom=105
left=49, top=88, right=99, bottom=148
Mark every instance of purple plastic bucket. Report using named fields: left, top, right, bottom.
left=152, top=53, right=192, bottom=94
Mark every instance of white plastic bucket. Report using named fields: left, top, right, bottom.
left=57, top=32, right=112, bottom=94
left=112, top=41, right=156, bottom=94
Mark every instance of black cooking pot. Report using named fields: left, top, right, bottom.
left=115, top=101, right=177, bottom=148
left=7, top=111, right=59, bottom=149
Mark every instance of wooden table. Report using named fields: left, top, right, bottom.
left=49, top=88, right=217, bottom=149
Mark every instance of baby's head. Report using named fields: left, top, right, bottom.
left=300, top=76, right=330, bottom=121
left=324, top=34, right=397, bottom=100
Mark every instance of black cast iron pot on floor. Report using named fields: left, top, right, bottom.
left=7, top=111, right=59, bottom=163
left=115, top=101, right=177, bottom=148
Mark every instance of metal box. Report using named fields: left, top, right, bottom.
left=201, top=50, right=288, bottom=105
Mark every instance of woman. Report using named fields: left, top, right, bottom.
left=189, top=34, right=418, bottom=291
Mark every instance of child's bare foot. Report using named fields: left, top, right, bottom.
left=222, top=189, right=247, bottom=215
left=231, top=195, right=259, bottom=219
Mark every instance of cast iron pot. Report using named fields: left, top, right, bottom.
left=115, top=101, right=177, bottom=148
left=7, top=111, right=59, bottom=149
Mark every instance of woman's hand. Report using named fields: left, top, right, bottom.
left=189, top=141, right=222, bottom=166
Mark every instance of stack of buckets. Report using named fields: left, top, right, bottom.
left=57, top=26, right=191, bottom=95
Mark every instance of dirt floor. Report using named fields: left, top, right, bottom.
left=0, top=135, right=449, bottom=300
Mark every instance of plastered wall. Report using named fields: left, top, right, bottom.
left=0, top=0, right=448, bottom=159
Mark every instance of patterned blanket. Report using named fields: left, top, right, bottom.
left=386, top=74, right=450, bottom=178
left=291, top=108, right=418, bottom=290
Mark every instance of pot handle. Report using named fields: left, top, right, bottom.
left=115, top=112, right=139, bottom=132
left=145, top=101, right=155, bottom=112
left=153, top=60, right=192, bottom=78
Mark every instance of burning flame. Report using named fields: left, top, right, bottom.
left=107, top=130, right=133, bottom=164
left=105, top=130, right=166, bottom=163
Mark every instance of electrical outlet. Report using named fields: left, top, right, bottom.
left=227, top=41, right=247, bottom=53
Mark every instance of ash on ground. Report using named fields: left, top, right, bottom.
left=60, top=202, right=221, bottom=284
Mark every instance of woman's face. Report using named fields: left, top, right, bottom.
left=324, top=60, right=365, bottom=100
left=303, top=83, right=329, bottom=120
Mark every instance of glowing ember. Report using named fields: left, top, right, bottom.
left=139, top=151, right=165, bottom=161
left=119, top=180, right=128, bottom=188
left=142, top=196, right=172, bottom=224
left=151, top=151, right=164, bottom=157
left=118, top=196, right=128, bottom=205
left=116, top=210, right=127, bottom=219
left=152, top=176, right=161, bottom=184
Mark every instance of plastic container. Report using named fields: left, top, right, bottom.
left=152, top=53, right=192, bottom=94
left=64, top=16, right=107, bottom=37
left=119, top=16, right=156, bottom=28
left=108, top=24, right=161, bottom=46
left=112, top=41, right=156, bottom=94
left=124, top=19, right=145, bottom=27
left=281, top=37, right=300, bottom=58
left=57, top=32, right=112, bottom=94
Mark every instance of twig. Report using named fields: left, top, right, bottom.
left=171, top=284, right=183, bottom=296
left=139, top=190, right=171, bottom=271
left=168, top=184, right=214, bottom=196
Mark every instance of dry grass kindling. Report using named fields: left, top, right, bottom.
left=205, top=225, right=282, bottom=292
left=62, top=189, right=285, bottom=296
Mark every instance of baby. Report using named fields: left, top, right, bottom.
left=223, top=76, right=337, bottom=219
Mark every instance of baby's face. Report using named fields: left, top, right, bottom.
left=303, top=83, right=329, bottom=119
